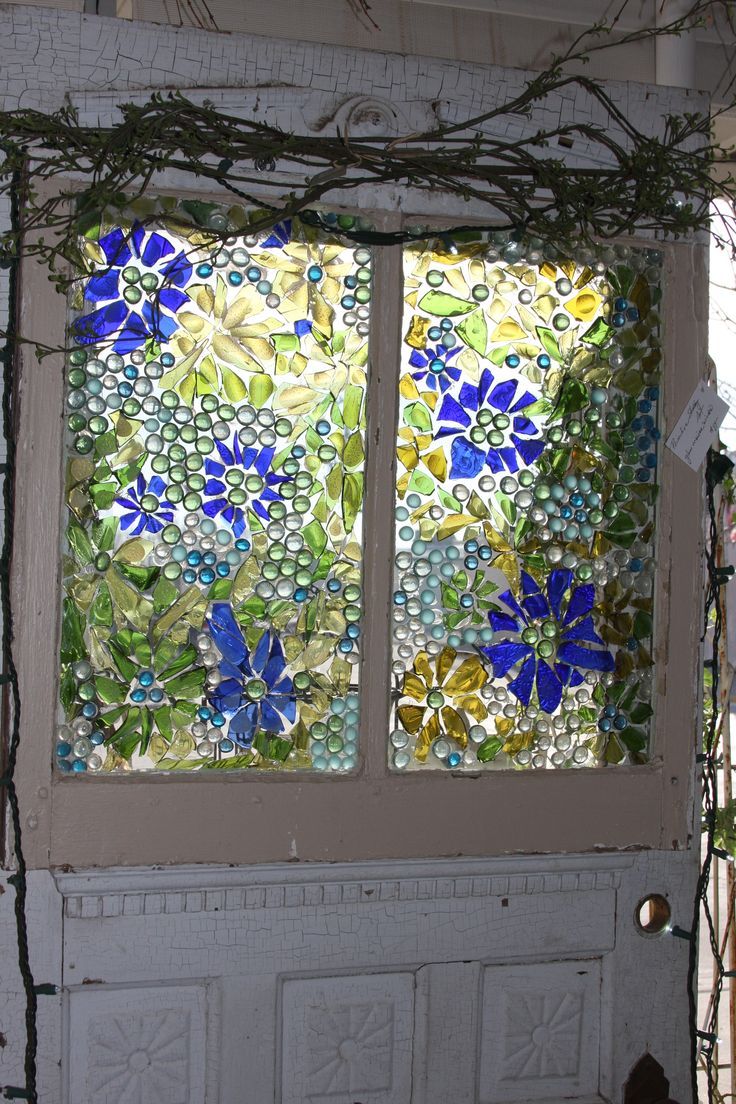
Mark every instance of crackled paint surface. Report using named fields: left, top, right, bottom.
left=59, top=202, right=369, bottom=773
left=391, top=235, right=662, bottom=771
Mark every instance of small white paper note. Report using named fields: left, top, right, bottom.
left=666, top=380, right=730, bottom=471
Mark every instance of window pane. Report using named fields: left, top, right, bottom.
left=58, top=206, right=369, bottom=773
left=391, top=236, right=661, bottom=771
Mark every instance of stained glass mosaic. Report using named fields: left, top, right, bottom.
left=58, top=204, right=369, bottom=772
left=391, top=236, right=661, bottom=771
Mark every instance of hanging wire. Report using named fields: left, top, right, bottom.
left=0, top=157, right=38, bottom=1103
left=687, top=447, right=734, bottom=1104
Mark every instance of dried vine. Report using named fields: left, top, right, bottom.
left=0, top=0, right=733, bottom=297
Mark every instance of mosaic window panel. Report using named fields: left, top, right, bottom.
left=391, top=236, right=661, bottom=771
left=58, top=204, right=370, bottom=773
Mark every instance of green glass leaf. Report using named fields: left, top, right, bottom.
left=343, top=432, right=364, bottom=469
left=629, top=702, right=653, bottom=724
left=302, top=519, right=328, bottom=557
left=408, top=470, right=434, bottom=496
left=550, top=378, right=586, bottom=419
left=403, top=401, right=432, bottom=432
left=271, top=333, right=300, bottom=353
left=60, top=598, right=86, bottom=664
left=581, top=317, right=613, bottom=347
left=489, top=345, right=509, bottom=366
left=207, top=578, right=232, bottom=602
left=633, top=610, right=653, bottom=639
left=94, top=431, right=118, bottom=459
left=60, top=665, right=76, bottom=712
left=95, top=675, right=127, bottom=705
left=89, top=582, right=113, bottom=628
left=342, top=472, right=363, bottom=533
left=89, top=481, right=117, bottom=510
left=165, top=668, right=206, bottom=698
left=152, top=576, right=179, bottom=615
left=535, top=326, right=562, bottom=362
left=108, top=641, right=137, bottom=682
left=456, top=312, right=487, bottom=356
left=180, top=199, right=219, bottom=226
left=442, top=584, right=460, bottom=610
left=203, top=754, right=256, bottom=770
left=111, top=707, right=142, bottom=759
left=343, top=384, right=363, bottom=429
left=91, top=516, right=118, bottom=552
left=477, top=736, right=504, bottom=762
left=605, top=512, right=637, bottom=548
left=115, top=562, right=161, bottom=592
left=418, top=291, right=476, bottom=317
left=67, top=523, right=94, bottom=567
left=267, top=736, right=293, bottom=762
left=619, top=725, right=647, bottom=754
left=249, top=373, right=274, bottom=408
left=157, top=643, right=198, bottom=681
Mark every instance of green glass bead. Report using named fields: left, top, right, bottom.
left=228, top=488, right=247, bottom=506
left=69, top=349, right=87, bottom=366
left=123, top=286, right=142, bottom=304
left=167, top=485, right=184, bottom=504
left=88, top=416, right=108, bottom=435
left=541, top=620, right=557, bottom=639
left=344, top=584, right=361, bottom=601
left=538, top=639, right=555, bottom=658
left=487, top=430, right=504, bottom=447
left=603, top=501, right=619, bottom=519
left=355, top=286, right=371, bottom=304
left=219, top=404, right=236, bottom=421
left=140, top=493, right=160, bottom=513
left=262, top=562, right=279, bottom=581
left=78, top=680, right=96, bottom=701
left=476, top=409, right=493, bottom=427
left=163, top=562, right=181, bottom=580
left=552, top=313, right=570, bottom=331
left=195, top=436, right=214, bottom=454
left=470, top=426, right=487, bottom=444
left=493, top=413, right=510, bottom=430
left=140, top=272, right=158, bottom=292
left=427, top=270, right=444, bottom=287
left=328, top=714, right=344, bottom=733
left=311, top=722, right=328, bottom=740
left=293, top=672, right=310, bottom=691
left=618, top=466, right=635, bottom=484
left=161, top=390, right=179, bottom=409
left=162, top=423, right=179, bottom=443
left=613, top=485, right=630, bottom=502
left=245, top=474, right=264, bottom=493
left=122, top=265, right=140, bottom=284
left=68, top=413, right=87, bottom=432
left=169, top=464, right=187, bottom=484
left=68, top=368, right=87, bottom=388
left=225, top=468, right=244, bottom=487
left=356, top=266, right=371, bottom=284
left=152, top=455, right=169, bottom=474
left=295, top=568, right=313, bottom=586
left=326, top=734, right=344, bottom=753
left=75, top=434, right=93, bottom=454
left=202, top=395, right=219, bottom=413
left=185, top=453, right=203, bottom=472
left=194, top=413, right=212, bottom=431
left=471, top=284, right=490, bottom=301
left=180, top=424, right=197, bottom=444
left=296, top=550, right=313, bottom=567
left=427, top=689, right=445, bottom=709
left=245, top=677, right=267, bottom=701
left=182, top=492, right=201, bottom=511
left=567, top=420, right=582, bottom=435
left=94, top=552, right=110, bottom=571
left=293, top=495, right=311, bottom=514
left=344, top=604, right=361, bottom=623
left=521, top=627, right=539, bottom=645
left=269, top=502, right=287, bottom=520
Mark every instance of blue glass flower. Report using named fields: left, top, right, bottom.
left=408, top=343, right=462, bottom=392
left=434, top=367, right=544, bottom=478
left=115, top=474, right=175, bottom=535
left=479, top=569, right=614, bottom=714
left=72, top=223, right=192, bottom=354
left=202, top=432, right=292, bottom=538
left=207, top=603, right=296, bottom=746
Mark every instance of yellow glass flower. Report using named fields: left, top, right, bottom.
left=397, top=646, right=488, bottom=761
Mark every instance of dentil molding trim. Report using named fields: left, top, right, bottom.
left=56, top=852, right=634, bottom=918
